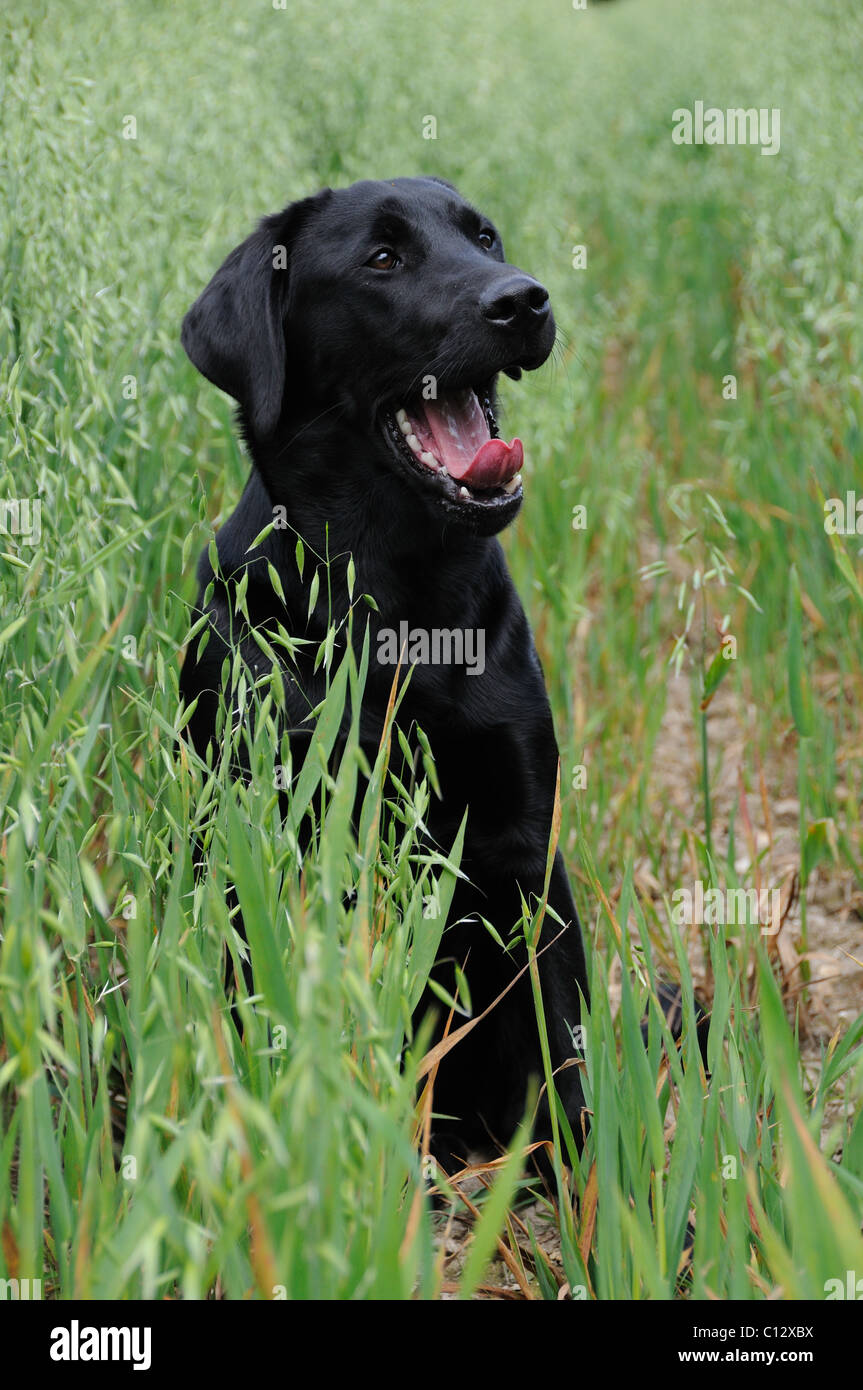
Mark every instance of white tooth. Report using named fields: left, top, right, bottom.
left=406, top=433, right=420, bottom=452
left=396, top=408, right=409, bottom=430
left=439, top=466, right=448, bottom=478
left=504, top=473, right=522, bottom=495
left=419, top=450, right=438, bottom=467
left=459, top=486, right=471, bottom=499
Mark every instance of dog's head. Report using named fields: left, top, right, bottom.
left=182, top=177, right=556, bottom=534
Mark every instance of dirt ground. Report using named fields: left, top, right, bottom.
left=645, top=671, right=863, bottom=1049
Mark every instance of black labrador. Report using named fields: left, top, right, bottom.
left=179, top=176, right=589, bottom=1172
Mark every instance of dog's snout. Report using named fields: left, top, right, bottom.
left=480, top=275, right=550, bottom=331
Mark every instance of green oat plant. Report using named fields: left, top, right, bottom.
left=523, top=825, right=863, bottom=1300
left=640, top=484, right=761, bottom=867
left=2, top=558, right=445, bottom=1298
left=2, top=0, right=863, bottom=1301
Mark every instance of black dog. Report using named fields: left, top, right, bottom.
left=179, top=177, right=589, bottom=1171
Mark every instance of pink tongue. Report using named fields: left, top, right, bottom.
left=410, top=390, right=523, bottom=487
left=466, top=437, right=524, bottom=486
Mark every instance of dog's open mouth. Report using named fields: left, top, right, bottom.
left=381, top=384, right=523, bottom=509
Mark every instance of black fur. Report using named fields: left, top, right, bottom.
left=179, top=177, right=589, bottom=1170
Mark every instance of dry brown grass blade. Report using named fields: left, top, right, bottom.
left=434, top=1141, right=551, bottom=1189
left=838, top=945, right=863, bottom=970
left=438, top=1161, right=536, bottom=1299
left=415, top=923, right=570, bottom=1081
left=588, top=860, right=624, bottom=951
left=577, top=1161, right=599, bottom=1271
left=439, top=1280, right=525, bottom=1299
left=211, top=1007, right=279, bottom=1297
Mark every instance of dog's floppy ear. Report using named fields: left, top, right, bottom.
left=181, top=194, right=324, bottom=440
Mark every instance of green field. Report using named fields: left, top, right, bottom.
left=1, top=0, right=862, bottom=1300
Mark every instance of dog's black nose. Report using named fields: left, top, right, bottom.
left=480, top=275, right=550, bottom=330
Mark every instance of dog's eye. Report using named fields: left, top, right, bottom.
left=478, top=228, right=495, bottom=250
left=367, top=247, right=400, bottom=270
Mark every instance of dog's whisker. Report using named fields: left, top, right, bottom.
left=272, top=399, right=349, bottom=460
